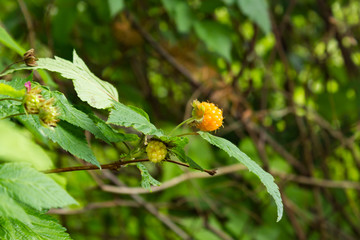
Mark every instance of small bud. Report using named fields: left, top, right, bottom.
left=23, top=49, right=38, bottom=67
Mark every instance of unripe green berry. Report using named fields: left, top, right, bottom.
left=39, top=98, right=60, bottom=127
left=146, top=140, right=167, bottom=163
left=23, top=88, right=44, bottom=114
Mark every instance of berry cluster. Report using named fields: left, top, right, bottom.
left=192, top=100, right=223, bottom=132
left=24, top=81, right=60, bottom=127
left=146, top=140, right=167, bottom=163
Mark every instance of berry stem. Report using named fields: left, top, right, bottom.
left=176, top=132, right=199, bottom=137
left=0, top=113, right=27, bottom=120
left=169, top=117, right=196, bottom=136
left=43, top=159, right=149, bottom=174
left=0, top=98, right=23, bottom=102
left=0, top=60, right=25, bottom=75
left=43, top=158, right=217, bottom=176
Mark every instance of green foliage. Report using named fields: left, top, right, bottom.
left=0, top=51, right=119, bottom=109
left=194, top=21, right=232, bottom=61
left=0, top=121, right=53, bottom=169
left=108, top=102, right=164, bottom=137
left=0, top=163, right=77, bottom=210
left=137, top=163, right=161, bottom=190
left=0, top=206, right=71, bottom=240
left=198, top=131, right=283, bottom=222
left=162, top=0, right=194, bottom=33
left=0, top=83, right=25, bottom=98
left=108, top=0, right=125, bottom=18
left=87, top=111, right=139, bottom=143
left=0, top=26, right=25, bottom=55
left=165, top=136, right=204, bottom=171
left=19, top=115, right=101, bottom=168
left=0, top=192, right=30, bottom=224
left=237, top=0, right=271, bottom=34
left=0, top=163, right=75, bottom=239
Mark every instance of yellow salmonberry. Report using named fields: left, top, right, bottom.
left=192, top=100, right=223, bottom=132
left=146, top=140, right=167, bottom=163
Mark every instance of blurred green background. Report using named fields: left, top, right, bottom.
left=1, top=0, right=360, bottom=239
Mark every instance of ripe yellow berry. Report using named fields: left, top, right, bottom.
left=146, top=140, right=167, bottom=163
left=192, top=100, right=223, bottom=132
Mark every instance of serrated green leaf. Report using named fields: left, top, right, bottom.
left=161, top=136, right=204, bottom=171
left=0, top=51, right=119, bottom=109
left=108, top=102, right=163, bottom=137
left=194, top=21, right=232, bottom=61
left=0, top=121, right=53, bottom=170
left=87, top=112, right=139, bottom=143
left=137, top=163, right=161, bottom=191
left=237, top=0, right=271, bottom=34
left=0, top=83, right=25, bottom=98
left=0, top=100, right=23, bottom=119
left=0, top=76, right=29, bottom=90
left=0, top=26, right=26, bottom=55
left=19, top=115, right=100, bottom=168
left=0, top=206, right=71, bottom=240
left=198, top=131, right=283, bottom=222
left=0, top=79, right=26, bottom=119
left=0, top=192, right=30, bottom=225
left=40, top=89, right=110, bottom=143
left=128, top=105, right=150, bottom=121
left=0, top=163, right=77, bottom=211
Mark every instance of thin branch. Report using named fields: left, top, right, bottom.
left=43, top=159, right=149, bottom=174
left=165, top=159, right=217, bottom=176
left=0, top=113, right=26, bottom=120
left=101, top=163, right=360, bottom=195
left=102, top=164, right=247, bottom=195
left=17, top=0, right=36, bottom=48
left=102, top=170, right=192, bottom=240
left=48, top=200, right=140, bottom=215
left=126, top=12, right=199, bottom=88
left=0, top=98, right=23, bottom=102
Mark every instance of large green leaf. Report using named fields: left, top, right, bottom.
left=0, top=51, right=119, bottom=109
left=108, top=102, right=163, bottom=136
left=0, top=26, right=26, bottom=55
left=0, top=100, right=23, bottom=119
left=237, top=0, right=271, bottom=34
left=0, top=163, right=77, bottom=211
left=0, top=83, right=25, bottom=98
left=0, top=192, right=30, bottom=225
left=198, top=131, right=283, bottom=222
left=136, top=163, right=161, bottom=191
left=194, top=21, right=232, bottom=61
left=87, top=111, right=139, bottom=143
left=0, top=206, right=71, bottom=240
left=0, top=121, right=53, bottom=170
left=162, top=136, right=204, bottom=171
left=108, top=0, right=125, bottom=18
left=40, top=89, right=110, bottom=143
left=19, top=115, right=100, bottom=168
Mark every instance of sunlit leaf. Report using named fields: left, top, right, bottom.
left=0, top=163, right=77, bottom=210
left=237, top=0, right=271, bottom=34
left=108, top=102, right=163, bottom=137
left=137, top=163, right=161, bottom=190
left=198, top=131, right=283, bottom=222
